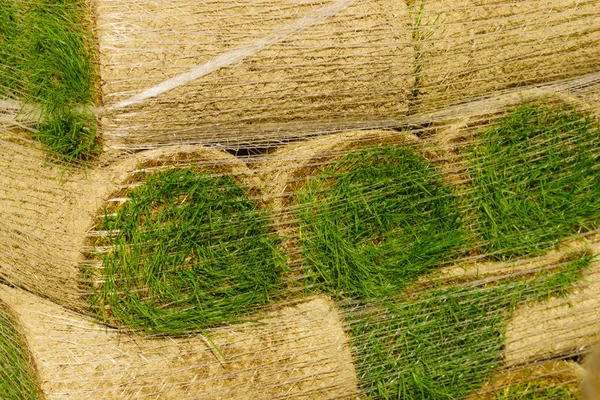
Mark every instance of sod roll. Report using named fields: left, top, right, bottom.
left=0, top=130, right=260, bottom=314
left=266, top=130, right=465, bottom=299
left=418, top=89, right=600, bottom=259
left=505, top=240, right=600, bottom=366
left=95, top=0, right=414, bottom=149
left=83, top=147, right=284, bottom=335
left=0, top=285, right=358, bottom=399
left=412, top=0, right=600, bottom=111
left=0, top=298, right=41, bottom=399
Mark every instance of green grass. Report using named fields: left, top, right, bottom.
left=0, top=0, right=99, bottom=161
left=351, top=252, right=592, bottom=399
left=89, top=168, right=285, bottom=335
left=468, top=101, right=600, bottom=260
left=0, top=303, right=40, bottom=399
left=295, top=145, right=465, bottom=299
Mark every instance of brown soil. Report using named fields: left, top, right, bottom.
left=94, top=0, right=414, bottom=150
left=0, top=285, right=359, bottom=399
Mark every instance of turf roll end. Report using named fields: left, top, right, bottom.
left=88, top=166, right=285, bottom=335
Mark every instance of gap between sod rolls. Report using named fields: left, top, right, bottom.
left=0, top=0, right=99, bottom=162
left=295, top=143, right=466, bottom=299
left=0, top=302, right=42, bottom=399
left=466, top=100, right=600, bottom=260
left=87, top=168, right=285, bottom=336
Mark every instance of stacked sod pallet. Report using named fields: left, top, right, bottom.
left=1, top=0, right=600, bottom=399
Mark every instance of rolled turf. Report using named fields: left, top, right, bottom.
left=295, top=144, right=465, bottom=299
left=467, top=101, right=600, bottom=260
left=90, top=168, right=285, bottom=335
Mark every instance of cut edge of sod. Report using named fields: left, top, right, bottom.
left=293, top=140, right=466, bottom=300
left=0, top=300, right=42, bottom=400
left=0, top=0, right=101, bottom=163
left=85, top=157, right=286, bottom=336
left=465, top=98, right=600, bottom=260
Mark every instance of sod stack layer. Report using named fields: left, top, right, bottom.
left=0, top=299, right=41, bottom=399
left=411, top=0, right=600, bottom=111
left=383, top=91, right=600, bottom=397
left=0, top=285, right=358, bottom=399
left=84, top=150, right=285, bottom=335
left=251, top=95, right=600, bottom=397
left=95, top=0, right=414, bottom=149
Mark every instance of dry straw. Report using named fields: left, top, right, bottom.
left=0, top=285, right=358, bottom=399
left=411, top=0, right=600, bottom=111
left=95, top=0, right=414, bottom=150
left=0, top=127, right=262, bottom=312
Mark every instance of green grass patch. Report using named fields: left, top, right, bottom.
left=468, top=101, right=600, bottom=259
left=89, top=168, right=285, bottom=335
left=0, top=0, right=99, bottom=161
left=32, top=108, right=99, bottom=162
left=351, top=252, right=592, bottom=399
left=295, top=145, right=465, bottom=299
left=0, top=303, right=41, bottom=399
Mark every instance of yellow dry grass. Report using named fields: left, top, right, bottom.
left=95, top=0, right=414, bottom=150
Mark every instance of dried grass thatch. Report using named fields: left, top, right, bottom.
left=95, top=0, right=414, bottom=150
left=0, top=285, right=358, bottom=399
left=412, top=0, right=600, bottom=111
